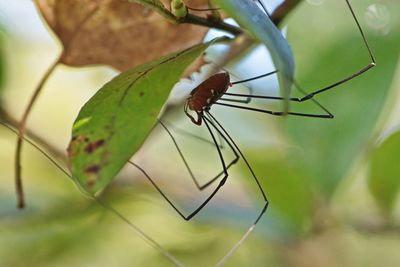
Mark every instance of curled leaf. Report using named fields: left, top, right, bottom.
left=214, top=0, right=295, bottom=111
left=35, top=0, right=209, bottom=71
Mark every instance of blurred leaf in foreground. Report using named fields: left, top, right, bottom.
left=215, top=0, right=295, bottom=111
left=35, top=0, right=209, bottom=71
left=368, top=131, right=400, bottom=216
left=68, top=39, right=221, bottom=195
left=283, top=0, right=400, bottom=197
left=247, top=150, right=314, bottom=235
left=0, top=28, right=4, bottom=97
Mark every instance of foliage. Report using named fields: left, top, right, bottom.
left=283, top=0, right=400, bottom=197
left=0, top=0, right=400, bottom=266
left=35, top=0, right=209, bottom=71
left=68, top=39, right=220, bottom=194
left=0, top=28, right=4, bottom=97
left=368, top=130, right=400, bottom=216
left=215, top=0, right=295, bottom=110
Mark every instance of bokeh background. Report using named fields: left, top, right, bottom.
left=1, top=0, right=400, bottom=266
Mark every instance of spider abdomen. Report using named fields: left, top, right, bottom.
left=187, top=72, right=230, bottom=112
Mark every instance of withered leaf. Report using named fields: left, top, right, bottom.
left=35, top=0, right=210, bottom=71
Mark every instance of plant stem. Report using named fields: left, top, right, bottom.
left=182, top=0, right=302, bottom=35
left=9, top=0, right=302, bottom=209
left=14, top=57, right=60, bottom=209
left=271, top=0, right=302, bottom=25
left=183, top=13, right=242, bottom=35
left=0, top=108, right=66, bottom=159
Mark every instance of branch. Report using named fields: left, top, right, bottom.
left=131, top=0, right=303, bottom=36
left=271, top=0, right=302, bottom=25
left=0, top=107, right=66, bottom=159
left=4, top=0, right=302, bottom=209
left=182, top=13, right=242, bottom=35
left=180, top=0, right=303, bottom=35
left=14, top=57, right=60, bottom=209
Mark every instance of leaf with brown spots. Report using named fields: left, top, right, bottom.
left=68, top=39, right=222, bottom=194
left=35, top=0, right=209, bottom=71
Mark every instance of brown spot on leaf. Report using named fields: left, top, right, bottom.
left=139, top=91, right=144, bottom=97
left=85, top=139, right=105, bottom=153
left=68, top=135, right=89, bottom=159
left=87, top=177, right=97, bottom=189
left=85, top=164, right=100, bottom=174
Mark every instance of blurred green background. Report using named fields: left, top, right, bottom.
left=0, top=0, right=400, bottom=266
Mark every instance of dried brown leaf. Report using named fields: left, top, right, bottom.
left=35, top=0, right=210, bottom=71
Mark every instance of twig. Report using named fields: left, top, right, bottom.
left=174, top=0, right=302, bottom=35
left=0, top=107, right=66, bottom=159
left=0, top=119, right=185, bottom=267
left=14, top=56, right=60, bottom=209
left=271, top=0, right=302, bottom=25
left=9, top=0, right=302, bottom=209
left=182, top=13, right=242, bottom=35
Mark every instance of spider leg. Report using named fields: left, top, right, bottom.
left=130, top=114, right=231, bottom=221
left=204, top=112, right=269, bottom=266
left=223, top=0, right=375, bottom=113
left=214, top=100, right=333, bottom=119
left=157, top=119, right=238, bottom=191
left=219, top=80, right=334, bottom=118
left=254, top=0, right=272, bottom=19
left=0, top=121, right=184, bottom=267
left=228, top=0, right=375, bottom=105
left=160, top=119, right=223, bottom=148
left=205, top=61, right=263, bottom=104
left=221, top=71, right=279, bottom=104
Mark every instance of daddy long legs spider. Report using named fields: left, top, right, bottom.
left=0, top=0, right=376, bottom=265
left=128, top=0, right=376, bottom=262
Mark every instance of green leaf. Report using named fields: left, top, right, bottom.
left=214, top=0, right=295, bottom=111
left=368, top=131, right=400, bottom=215
left=68, top=39, right=220, bottom=195
left=245, top=150, right=314, bottom=235
left=282, top=0, right=400, bottom=196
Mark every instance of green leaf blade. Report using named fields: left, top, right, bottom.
left=68, top=40, right=218, bottom=194
left=247, top=150, right=314, bottom=235
left=368, top=131, right=400, bottom=215
left=214, top=0, right=295, bottom=110
left=282, top=0, right=400, bottom=197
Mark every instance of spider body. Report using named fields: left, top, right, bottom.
left=184, top=72, right=230, bottom=125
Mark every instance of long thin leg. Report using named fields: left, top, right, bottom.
left=254, top=0, right=272, bottom=19
left=205, top=61, right=262, bottom=104
left=0, top=121, right=184, bottom=267
left=220, top=80, right=335, bottom=118
left=205, top=113, right=267, bottom=202
left=219, top=95, right=253, bottom=104
left=161, top=120, right=223, bottom=148
left=130, top=116, right=230, bottom=221
left=223, top=0, right=375, bottom=107
left=158, top=119, right=238, bottom=191
left=220, top=70, right=278, bottom=104
left=230, top=70, right=278, bottom=86
left=204, top=113, right=269, bottom=266
left=214, top=101, right=333, bottom=118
